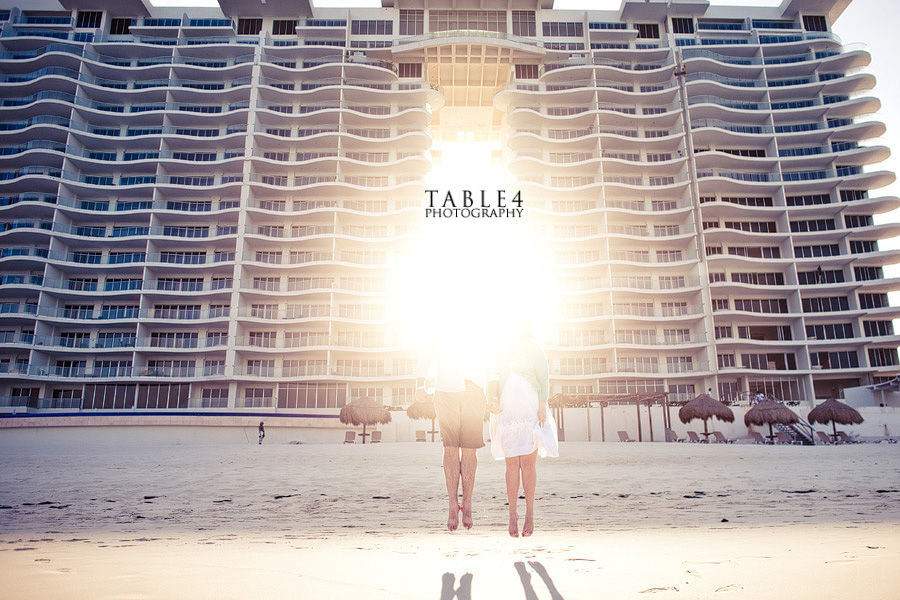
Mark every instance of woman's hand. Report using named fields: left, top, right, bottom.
left=488, top=396, right=501, bottom=414
left=538, top=403, right=547, bottom=425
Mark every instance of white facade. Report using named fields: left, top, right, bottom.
left=0, top=0, right=897, bottom=414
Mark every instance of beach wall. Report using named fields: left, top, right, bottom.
left=2, top=405, right=899, bottom=443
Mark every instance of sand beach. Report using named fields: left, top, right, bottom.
left=0, top=428, right=898, bottom=599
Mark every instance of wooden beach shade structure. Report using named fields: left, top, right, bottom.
left=743, top=396, right=799, bottom=441
left=808, top=397, right=864, bottom=442
left=549, top=392, right=669, bottom=442
left=406, top=400, right=438, bottom=442
left=678, top=391, right=735, bottom=441
left=339, top=396, right=391, bottom=444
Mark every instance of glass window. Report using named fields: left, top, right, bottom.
left=237, top=18, right=262, bottom=35
left=399, top=10, right=423, bottom=35
left=272, top=19, right=296, bottom=35
left=512, top=11, right=536, bottom=36
left=671, top=17, right=694, bottom=34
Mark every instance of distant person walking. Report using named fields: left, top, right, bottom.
left=258, top=421, right=265, bottom=445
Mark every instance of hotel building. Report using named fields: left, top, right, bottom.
left=0, top=0, right=898, bottom=414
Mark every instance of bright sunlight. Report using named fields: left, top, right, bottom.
left=389, top=142, right=557, bottom=353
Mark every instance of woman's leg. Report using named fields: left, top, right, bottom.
left=504, top=456, right=521, bottom=537
left=520, top=450, right=538, bottom=536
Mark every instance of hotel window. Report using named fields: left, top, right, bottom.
left=802, top=297, right=849, bottom=312
left=840, top=190, right=867, bottom=202
left=272, top=19, right=296, bottom=35
left=201, top=388, right=228, bottom=408
left=864, top=321, right=895, bottom=337
left=598, top=379, right=665, bottom=394
left=636, top=23, right=660, bottom=38
left=249, top=331, right=277, bottom=348
left=810, top=352, right=858, bottom=370
left=351, top=20, right=393, bottom=35
left=206, top=332, right=227, bottom=346
left=663, top=329, right=691, bottom=344
left=246, top=360, right=275, bottom=376
left=429, top=10, right=506, bottom=33
left=392, top=387, right=416, bottom=406
left=671, top=17, right=694, bottom=34
left=279, top=383, right=345, bottom=409
left=869, top=348, right=898, bottom=367
left=76, top=11, right=102, bottom=28
left=850, top=240, right=878, bottom=254
left=859, top=293, right=889, bottom=309
left=398, top=63, right=422, bottom=78
left=153, top=304, right=200, bottom=319
left=542, top=21, right=583, bottom=37
left=512, top=11, right=536, bottom=36
left=661, top=302, right=688, bottom=317
left=714, top=326, right=733, bottom=339
left=806, top=323, right=854, bottom=340
left=712, top=299, right=730, bottom=312
left=845, top=215, right=873, bottom=228
left=250, top=304, right=278, bottom=319
left=802, top=15, right=827, bottom=32
left=399, top=10, right=423, bottom=35
left=667, top=357, right=693, bottom=373
left=854, top=266, right=883, bottom=281
left=237, top=18, right=262, bottom=35
left=733, top=299, right=788, bottom=314
left=244, top=388, right=274, bottom=408
left=515, top=64, right=539, bottom=79
left=109, top=19, right=133, bottom=35
left=790, top=219, right=835, bottom=232
left=798, top=270, right=843, bottom=284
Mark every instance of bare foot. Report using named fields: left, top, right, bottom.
left=508, top=513, right=519, bottom=538
left=461, top=503, right=473, bottom=530
left=522, top=513, right=533, bottom=537
left=447, top=504, right=460, bottom=531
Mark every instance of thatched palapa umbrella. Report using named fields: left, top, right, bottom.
left=406, top=400, right=438, bottom=442
left=808, top=397, right=864, bottom=442
left=678, top=390, right=735, bottom=439
left=339, top=396, right=391, bottom=444
left=743, top=396, right=799, bottom=440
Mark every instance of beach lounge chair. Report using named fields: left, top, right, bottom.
left=775, top=431, right=801, bottom=445
left=836, top=431, right=858, bottom=444
left=617, top=430, right=635, bottom=442
left=686, top=431, right=704, bottom=443
left=749, top=431, right=767, bottom=444
left=815, top=431, right=833, bottom=445
left=665, top=428, right=685, bottom=442
left=371, top=430, right=382, bottom=443
left=343, top=431, right=356, bottom=444
left=415, top=430, right=426, bottom=442
left=711, top=431, right=735, bottom=444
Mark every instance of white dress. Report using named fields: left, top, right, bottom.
left=490, top=372, right=559, bottom=460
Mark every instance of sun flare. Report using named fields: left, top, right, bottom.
left=389, top=142, right=557, bottom=352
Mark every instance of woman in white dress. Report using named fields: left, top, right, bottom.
left=488, top=322, right=558, bottom=537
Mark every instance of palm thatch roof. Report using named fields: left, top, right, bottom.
left=743, top=398, right=799, bottom=427
left=678, top=393, right=735, bottom=425
left=406, top=400, right=436, bottom=421
left=339, top=396, right=392, bottom=427
left=808, top=398, right=863, bottom=427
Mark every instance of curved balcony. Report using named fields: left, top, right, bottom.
left=494, top=78, right=677, bottom=111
